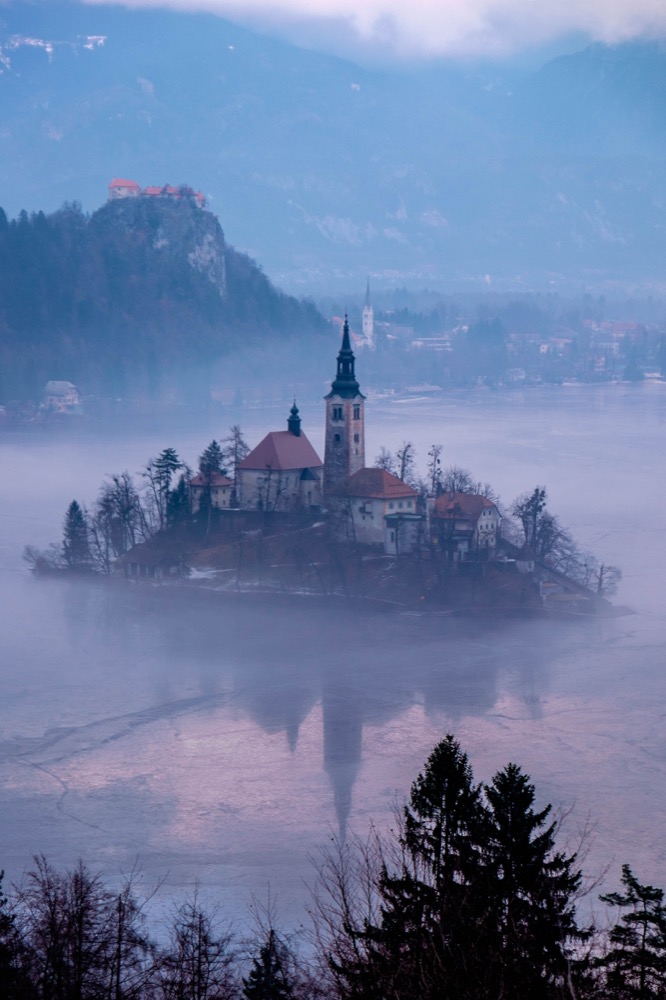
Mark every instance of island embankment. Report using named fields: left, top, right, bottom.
left=106, top=511, right=619, bottom=618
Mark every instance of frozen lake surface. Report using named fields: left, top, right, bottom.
left=1, top=383, right=665, bottom=927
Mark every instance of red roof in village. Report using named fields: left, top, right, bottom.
left=239, top=431, right=323, bottom=472
left=434, top=492, right=497, bottom=521
left=189, top=472, right=232, bottom=488
left=333, top=467, right=418, bottom=500
left=109, top=178, right=140, bottom=189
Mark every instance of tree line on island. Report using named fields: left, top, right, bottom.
left=24, top=433, right=620, bottom=598
left=0, top=735, right=662, bottom=999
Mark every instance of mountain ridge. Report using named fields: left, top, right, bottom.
left=0, top=2, right=664, bottom=292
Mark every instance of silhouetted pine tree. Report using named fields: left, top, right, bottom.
left=243, top=929, right=295, bottom=1000
left=62, top=500, right=91, bottom=570
left=596, top=865, right=666, bottom=999
left=481, top=762, right=583, bottom=1000
left=328, top=735, right=490, bottom=999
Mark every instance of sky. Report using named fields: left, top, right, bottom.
left=82, top=0, right=666, bottom=59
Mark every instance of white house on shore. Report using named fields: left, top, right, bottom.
left=189, top=471, right=233, bottom=513
left=330, top=467, right=421, bottom=555
left=42, top=381, right=81, bottom=414
left=431, top=492, right=501, bottom=560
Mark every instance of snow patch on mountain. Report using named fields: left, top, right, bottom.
left=0, top=33, right=105, bottom=74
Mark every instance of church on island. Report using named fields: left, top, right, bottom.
left=225, top=318, right=435, bottom=557
left=181, top=317, right=503, bottom=564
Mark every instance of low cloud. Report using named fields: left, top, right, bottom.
left=82, top=0, right=666, bottom=58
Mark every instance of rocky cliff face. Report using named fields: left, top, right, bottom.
left=92, top=196, right=227, bottom=299
left=0, top=195, right=325, bottom=400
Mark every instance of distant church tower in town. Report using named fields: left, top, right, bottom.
left=362, top=277, right=374, bottom=349
left=324, top=316, right=366, bottom=493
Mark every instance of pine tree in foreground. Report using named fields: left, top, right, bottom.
left=243, top=928, right=296, bottom=1000
left=596, top=865, right=666, bottom=999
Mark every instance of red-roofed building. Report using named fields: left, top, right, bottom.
left=189, top=471, right=233, bottom=513
left=237, top=405, right=323, bottom=511
left=108, top=178, right=140, bottom=199
left=432, top=492, right=501, bottom=559
left=331, top=467, right=421, bottom=553
left=108, top=180, right=207, bottom=208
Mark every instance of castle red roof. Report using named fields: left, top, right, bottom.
left=332, top=467, right=418, bottom=500
left=109, top=178, right=140, bottom=189
left=433, top=492, right=497, bottom=520
left=238, top=431, right=323, bottom=472
left=142, top=186, right=163, bottom=196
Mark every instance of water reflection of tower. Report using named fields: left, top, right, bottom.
left=322, top=679, right=363, bottom=840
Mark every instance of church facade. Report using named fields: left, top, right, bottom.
left=237, top=404, right=323, bottom=511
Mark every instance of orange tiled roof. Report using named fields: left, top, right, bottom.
left=332, top=467, right=418, bottom=500
left=239, top=431, right=323, bottom=472
left=434, top=492, right=496, bottom=520
left=109, top=178, right=140, bottom=189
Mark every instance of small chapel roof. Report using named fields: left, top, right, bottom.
left=433, top=492, right=498, bottom=521
left=332, top=467, right=418, bottom=500
left=239, top=431, right=323, bottom=472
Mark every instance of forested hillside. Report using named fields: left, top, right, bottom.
left=0, top=196, right=325, bottom=402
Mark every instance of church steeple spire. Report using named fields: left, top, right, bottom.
left=324, top=315, right=366, bottom=493
left=329, top=315, right=360, bottom=399
left=287, top=401, right=301, bottom=437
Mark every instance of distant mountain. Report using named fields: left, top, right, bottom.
left=0, top=195, right=325, bottom=401
left=0, top=1, right=664, bottom=292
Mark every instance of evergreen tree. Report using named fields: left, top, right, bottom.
left=597, top=865, right=666, bottom=999
left=62, top=500, right=91, bottom=569
left=243, top=929, right=295, bottom=1000
left=167, top=473, right=193, bottom=528
left=482, top=762, right=583, bottom=999
left=144, top=447, right=183, bottom=531
left=328, top=735, right=486, bottom=1000
left=197, top=440, right=227, bottom=535
left=198, top=440, right=226, bottom=477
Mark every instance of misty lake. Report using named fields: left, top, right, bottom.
left=1, top=383, right=665, bottom=928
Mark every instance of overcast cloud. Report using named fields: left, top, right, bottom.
left=83, top=0, right=666, bottom=57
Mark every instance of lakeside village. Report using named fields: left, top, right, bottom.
left=32, top=321, right=622, bottom=616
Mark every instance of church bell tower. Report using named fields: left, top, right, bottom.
left=324, top=316, right=366, bottom=494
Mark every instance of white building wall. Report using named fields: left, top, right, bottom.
left=238, top=468, right=322, bottom=511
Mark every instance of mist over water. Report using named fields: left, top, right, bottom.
left=1, top=383, right=665, bottom=927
